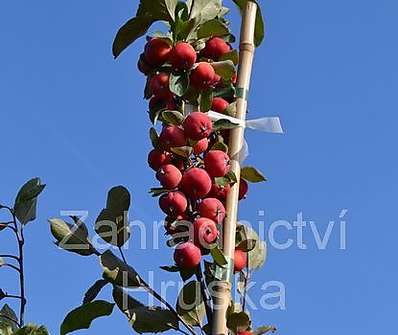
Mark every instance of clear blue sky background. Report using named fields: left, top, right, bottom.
left=1, top=0, right=397, bottom=334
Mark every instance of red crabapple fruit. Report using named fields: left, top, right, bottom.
left=156, top=164, right=182, bottom=189
left=174, top=242, right=201, bottom=269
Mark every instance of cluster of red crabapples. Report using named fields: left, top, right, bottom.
left=139, top=36, right=249, bottom=273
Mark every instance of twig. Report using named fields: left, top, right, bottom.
left=4, top=294, right=23, bottom=300
left=117, top=247, right=197, bottom=335
left=195, top=264, right=213, bottom=327
left=2, top=264, right=21, bottom=273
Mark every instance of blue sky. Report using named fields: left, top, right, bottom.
left=1, top=0, right=397, bottom=334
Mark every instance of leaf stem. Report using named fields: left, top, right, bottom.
left=2, top=263, right=21, bottom=273
left=4, top=294, right=23, bottom=300
left=0, top=254, right=19, bottom=261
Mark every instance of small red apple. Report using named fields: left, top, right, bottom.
left=204, top=150, right=230, bottom=178
left=137, top=53, right=152, bottom=75
left=193, top=138, right=209, bottom=155
left=239, top=179, right=249, bottom=200
left=234, top=249, right=247, bottom=272
left=150, top=73, right=172, bottom=100
left=180, top=167, right=212, bottom=199
left=190, top=62, right=216, bottom=90
left=183, top=112, right=213, bottom=141
left=201, top=37, right=231, bottom=60
left=148, top=149, right=171, bottom=171
left=211, top=97, right=229, bottom=114
left=169, top=42, right=197, bottom=71
left=156, top=164, right=182, bottom=189
left=144, top=38, right=171, bottom=67
left=193, top=217, right=218, bottom=247
left=198, top=198, right=226, bottom=223
left=209, top=183, right=231, bottom=201
left=237, top=332, right=253, bottom=335
left=159, top=125, right=187, bottom=150
left=159, top=191, right=187, bottom=216
left=174, top=242, right=201, bottom=269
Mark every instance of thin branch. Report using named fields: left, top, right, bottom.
left=118, top=247, right=128, bottom=264
left=17, top=222, right=26, bottom=326
left=115, top=248, right=197, bottom=335
left=195, top=264, right=213, bottom=327
left=4, top=294, right=23, bottom=300
left=2, top=263, right=21, bottom=273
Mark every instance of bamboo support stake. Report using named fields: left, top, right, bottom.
left=212, top=2, right=258, bottom=334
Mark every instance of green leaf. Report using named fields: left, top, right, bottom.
left=99, top=250, right=142, bottom=287
left=162, top=110, right=184, bottom=125
left=112, top=286, right=178, bottom=333
left=199, top=89, right=213, bottom=112
left=219, top=49, right=239, bottom=65
left=170, top=146, right=193, bottom=158
left=49, top=218, right=96, bottom=256
left=136, top=0, right=174, bottom=22
left=210, top=246, right=228, bottom=267
left=196, top=19, right=229, bottom=39
left=224, top=101, right=237, bottom=117
left=149, top=187, right=170, bottom=197
left=106, top=186, right=131, bottom=214
left=232, top=0, right=265, bottom=47
left=176, top=281, right=205, bottom=327
left=236, top=239, right=257, bottom=252
left=211, top=141, right=228, bottom=153
left=237, top=224, right=267, bottom=270
left=14, top=178, right=45, bottom=225
left=169, top=72, right=190, bottom=97
left=83, top=279, right=109, bottom=305
left=179, top=268, right=196, bottom=281
left=149, top=127, right=159, bottom=148
left=211, top=60, right=236, bottom=81
left=95, top=186, right=131, bottom=247
left=213, top=118, right=240, bottom=131
left=95, top=209, right=131, bottom=247
left=60, top=300, right=114, bottom=335
left=241, top=166, right=267, bottom=183
left=0, top=304, right=18, bottom=331
left=226, top=311, right=251, bottom=333
left=14, top=324, right=49, bottom=335
left=112, top=16, right=154, bottom=58
left=165, top=0, right=178, bottom=21
left=187, top=0, right=223, bottom=24
left=253, top=326, right=277, bottom=335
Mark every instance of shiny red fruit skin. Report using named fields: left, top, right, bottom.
left=204, top=150, right=230, bottom=178
left=193, top=217, right=218, bottom=247
left=234, top=249, right=248, bottom=272
left=183, top=112, right=213, bottom=141
left=159, top=126, right=187, bottom=150
left=156, top=164, right=182, bottom=189
left=150, top=73, right=172, bottom=99
left=148, top=149, right=171, bottom=171
left=209, top=183, right=231, bottom=201
left=174, top=242, right=202, bottom=269
left=211, top=97, right=229, bottom=114
left=239, top=179, right=249, bottom=200
left=169, top=42, right=197, bottom=70
left=180, top=167, right=212, bottom=199
left=193, top=138, right=209, bottom=155
left=144, top=38, right=171, bottom=67
left=237, top=332, right=253, bottom=335
left=198, top=198, right=226, bottom=223
left=190, top=62, right=216, bottom=90
left=201, top=37, right=231, bottom=60
left=159, top=191, right=187, bottom=216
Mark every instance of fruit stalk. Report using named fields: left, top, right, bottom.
left=211, top=2, right=258, bottom=334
